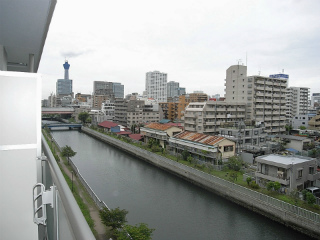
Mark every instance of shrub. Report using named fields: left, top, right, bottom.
left=267, top=182, right=274, bottom=191
left=250, top=181, right=260, bottom=189
left=273, top=182, right=281, bottom=191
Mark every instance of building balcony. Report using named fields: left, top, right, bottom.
left=255, top=172, right=290, bottom=185
left=204, top=121, right=219, bottom=125
left=307, top=172, right=320, bottom=181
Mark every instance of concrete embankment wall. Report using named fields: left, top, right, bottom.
left=82, top=127, right=320, bottom=239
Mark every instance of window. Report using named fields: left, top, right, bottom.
left=309, top=167, right=315, bottom=174
left=254, top=130, right=258, bottom=135
left=224, top=145, right=234, bottom=152
left=298, top=169, right=303, bottom=178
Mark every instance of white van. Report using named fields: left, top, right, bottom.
left=306, top=187, right=320, bottom=198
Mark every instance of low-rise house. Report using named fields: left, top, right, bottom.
left=255, top=154, right=320, bottom=192
left=140, top=123, right=183, bottom=148
left=129, top=134, right=144, bottom=142
left=98, top=121, right=120, bottom=133
left=276, top=134, right=312, bottom=152
left=169, top=131, right=236, bottom=164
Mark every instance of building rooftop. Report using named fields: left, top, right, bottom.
left=277, top=134, right=309, bottom=141
left=173, top=131, right=226, bottom=146
left=144, top=123, right=176, bottom=131
left=256, top=154, right=315, bottom=166
left=98, top=121, right=118, bottom=129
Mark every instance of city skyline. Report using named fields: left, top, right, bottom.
left=39, top=0, right=320, bottom=98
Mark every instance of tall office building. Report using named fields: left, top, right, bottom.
left=225, top=64, right=288, bottom=134
left=113, top=82, right=124, bottom=98
left=145, top=71, right=167, bottom=102
left=167, top=81, right=186, bottom=98
left=56, top=60, right=73, bottom=97
left=286, top=87, right=309, bottom=120
left=93, top=81, right=124, bottom=98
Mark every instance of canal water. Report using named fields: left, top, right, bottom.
left=50, top=129, right=314, bottom=240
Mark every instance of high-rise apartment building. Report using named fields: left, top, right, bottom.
left=286, top=87, right=309, bottom=120
left=225, top=65, right=288, bottom=134
left=56, top=60, right=73, bottom=97
left=145, top=71, right=167, bottom=102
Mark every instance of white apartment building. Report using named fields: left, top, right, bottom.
left=286, top=87, right=309, bottom=121
left=184, top=101, right=246, bottom=134
left=225, top=65, right=288, bottom=134
left=145, top=71, right=167, bottom=102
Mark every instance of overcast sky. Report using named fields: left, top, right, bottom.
left=39, top=0, right=320, bottom=99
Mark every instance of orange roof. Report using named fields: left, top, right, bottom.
left=144, top=123, right=176, bottom=131
left=173, top=131, right=226, bottom=146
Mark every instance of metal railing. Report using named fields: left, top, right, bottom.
left=42, top=134, right=96, bottom=240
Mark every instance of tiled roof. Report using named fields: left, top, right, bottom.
left=116, top=131, right=132, bottom=135
left=129, top=134, right=143, bottom=141
left=173, top=131, right=226, bottom=146
left=144, top=123, right=175, bottom=131
left=98, top=121, right=118, bottom=129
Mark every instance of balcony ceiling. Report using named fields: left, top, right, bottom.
left=0, top=0, right=56, bottom=72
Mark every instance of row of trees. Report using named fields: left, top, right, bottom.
left=99, top=207, right=154, bottom=240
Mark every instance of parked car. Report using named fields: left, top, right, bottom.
left=305, top=187, right=320, bottom=198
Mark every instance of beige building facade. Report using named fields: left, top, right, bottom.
left=225, top=65, right=287, bottom=134
left=184, top=101, right=246, bottom=134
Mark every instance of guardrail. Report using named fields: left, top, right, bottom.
left=82, top=127, right=320, bottom=225
left=42, top=134, right=96, bottom=240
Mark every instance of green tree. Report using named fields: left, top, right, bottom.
left=61, top=145, right=76, bottom=164
left=99, top=207, right=128, bottom=231
left=78, top=111, right=89, bottom=124
left=306, top=192, right=316, bottom=205
left=131, top=124, right=137, bottom=134
left=115, top=223, right=155, bottom=240
left=285, top=124, right=292, bottom=134
left=246, top=177, right=252, bottom=186
left=226, top=156, right=243, bottom=171
left=181, top=150, right=190, bottom=161
left=299, top=125, right=306, bottom=130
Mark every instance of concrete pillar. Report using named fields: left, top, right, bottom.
left=29, top=53, right=35, bottom=72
